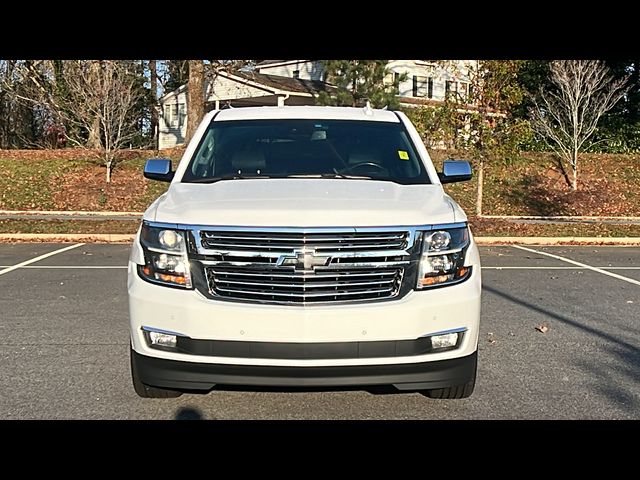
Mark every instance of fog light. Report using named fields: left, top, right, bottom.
left=149, top=331, right=177, bottom=348
left=430, top=332, right=459, bottom=349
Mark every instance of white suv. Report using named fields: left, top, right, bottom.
left=128, top=106, right=481, bottom=399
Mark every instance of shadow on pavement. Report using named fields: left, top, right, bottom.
left=483, top=284, right=640, bottom=413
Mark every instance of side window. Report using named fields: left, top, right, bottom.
left=190, top=129, right=216, bottom=177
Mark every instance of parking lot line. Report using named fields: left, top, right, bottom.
left=0, top=265, right=127, bottom=269
left=513, top=245, right=640, bottom=287
left=0, top=243, right=85, bottom=277
left=0, top=264, right=638, bottom=271
left=482, top=266, right=640, bottom=270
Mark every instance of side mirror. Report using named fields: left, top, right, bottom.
left=144, top=158, right=174, bottom=183
left=438, top=160, right=472, bottom=184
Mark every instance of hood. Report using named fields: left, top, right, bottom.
left=150, top=179, right=456, bottom=227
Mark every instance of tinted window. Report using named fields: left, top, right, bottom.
left=182, top=119, right=430, bottom=185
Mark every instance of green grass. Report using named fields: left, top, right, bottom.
left=0, top=158, right=80, bottom=210
left=128, top=180, right=169, bottom=211
left=469, top=218, right=640, bottom=237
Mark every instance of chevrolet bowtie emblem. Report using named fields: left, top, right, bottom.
left=276, top=249, right=331, bottom=271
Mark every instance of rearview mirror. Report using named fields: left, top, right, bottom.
left=438, top=160, right=472, bottom=184
left=144, top=158, right=174, bottom=183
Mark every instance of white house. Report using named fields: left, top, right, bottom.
left=158, top=60, right=477, bottom=149
left=386, top=60, right=477, bottom=107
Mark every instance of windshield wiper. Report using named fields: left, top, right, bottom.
left=188, top=173, right=271, bottom=183
left=284, top=173, right=374, bottom=180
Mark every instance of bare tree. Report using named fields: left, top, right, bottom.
left=530, top=60, right=629, bottom=191
left=62, top=60, right=145, bottom=182
left=2, top=60, right=143, bottom=182
left=185, top=60, right=205, bottom=143
left=149, top=60, right=158, bottom=149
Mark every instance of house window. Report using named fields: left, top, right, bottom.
left=445, top=80, right=455, bottom=99
left=413, top=76, right=433, bottom=98
left=177, top=104, right=186, bottom=127
left=164, top=104, right=174, bottom=127
left=459, top=82, right=469, bottom=100
left=292, top=69, right=300, bottom=79
left=165, top=103, right=185, bottom=128
left=393, top=72, right=400, bottom=85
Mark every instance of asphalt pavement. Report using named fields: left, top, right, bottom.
left=0, top=243, right=638, bottom=419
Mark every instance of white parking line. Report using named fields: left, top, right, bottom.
left=513, top=245, right=640, bottom=287
left=0, top=264, right=638, bottom=271
left=0, top=265, right=127, bottom=269
left=482, top=266, right=640, bottom=270
left=0, top=243, right=85, bottom=277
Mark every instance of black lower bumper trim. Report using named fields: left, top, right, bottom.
left=166, top=334, right=458, bottom=360
left=132, top=350, right=477, bottom=391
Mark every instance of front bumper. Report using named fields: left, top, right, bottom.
left=129, top=262, right=481, bottom=367
left=128, top=231, right=481, bottom=369
left=132, top=349, right=477, bottom=391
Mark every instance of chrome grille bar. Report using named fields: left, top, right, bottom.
left=200, top=230, right=409, bottom=253
left=192, top=226, right=415, bottom=305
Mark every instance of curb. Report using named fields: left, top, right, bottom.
left=480, top=215, right=640, bottom=221
left=2, top=234, right=640, bottom=245
left=474, top=236, right=640, bottom=246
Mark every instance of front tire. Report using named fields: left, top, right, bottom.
left=422, top=359, right=476, bottom=399
left=130, top=346, right=182, bottom=398
left=423, top=380, right=475, bottom=399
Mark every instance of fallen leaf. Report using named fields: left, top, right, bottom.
left=535, top=324, right=549, bottom=334
left=627, top=301, right=634, bottom=304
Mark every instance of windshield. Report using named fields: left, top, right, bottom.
left=181, top=119, right=430, bottom=185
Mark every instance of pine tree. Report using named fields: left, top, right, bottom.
left=317, top=60, right=403, bottom=109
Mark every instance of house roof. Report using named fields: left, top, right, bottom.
left=256, top=60, right=286, bottom=66
left=159, top=68, right=336, bottom=105
left=256, top=60, right=309, bottom=67
left=230, top=70, right=335, bottom=96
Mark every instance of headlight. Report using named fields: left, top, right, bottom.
left=138, top=223, right=192, bottom=288
left=416, top=226, right=471, bottom=289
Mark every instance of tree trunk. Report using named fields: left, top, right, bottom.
left=185, top=60, right=205, bottom=144
left=106, top=160, right=111, bottom=183
left=571, top=148, right=578, bottom=191
left=475, top=157, right=484, bottom=216
left=87, top=117, right=101, bottom=148
left=87, top=61, right=102, bottom=148
left=149, top=60, right=158, bottom=150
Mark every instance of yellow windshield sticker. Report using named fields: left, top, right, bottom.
left=398, top=150, right=409, bottom=160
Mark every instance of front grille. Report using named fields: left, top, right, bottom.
left=194, top=227, right=414, bottom=305
left=205, top=266, right=404, bottom=304
left=200, top=230, right=409, bottom=253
